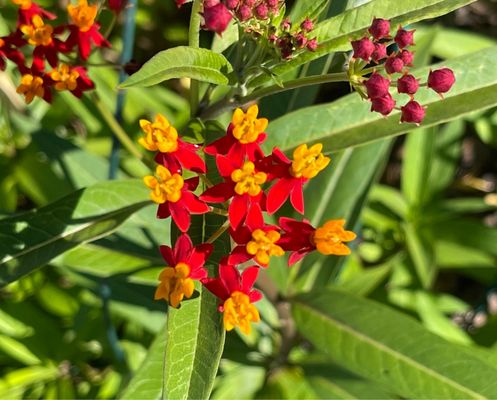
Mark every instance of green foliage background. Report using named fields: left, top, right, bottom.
left=1, top=0, right=497, bottom=398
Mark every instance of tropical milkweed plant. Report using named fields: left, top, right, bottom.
left=1, top=0, right=497, bottom=398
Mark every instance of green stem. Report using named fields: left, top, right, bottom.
left=206, top=220, right=230, bottom=244
left=189, top=0, right=203, bottom=116
left=200, top=71, right=349, bottom=119
left=92, top=93, right=155, bottom=170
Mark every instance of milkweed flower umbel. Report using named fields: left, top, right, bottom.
left=203, top=262, right=262, bottom=334
left=155, top=234, right=213, bottom=308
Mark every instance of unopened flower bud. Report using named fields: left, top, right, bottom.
left=294, top=32, right=307, bottom=48
left=281, top=18, right=291, bottom=30
left=368, top=18, right=390, bottom=40
left=364, top=72, right=390, bottom=99
left=370, top=93, right=395, bottom=115
left=204, top=0, right=219, bottom=7
left=266, top=0, right=278, bottom=7
left=278, top=36, right=293, bottom=59
left=371, top=43, right=387, bottom=63
left=237, top=4, right=252, bottom=20
left=268, top=33, right=278, bottom=43
left=225, top=0, right=238, bottom=9
left=385, top=56, right=404, bottom=74
left=395, top=27, right=415, bottom=48
left=401, top=100, right=425, bottom=124
left=397, top=74, right=419, bottom=95
left=427, top=68, right=455, bottom=94
left=301, top=17, right=313, bottom=32
left=255, top=2, right=268, bottom=19
left=398, top=49, right=414, bottom=66
left=306, top=38, right=317, bottom=51
left=244, top=0, right=256, bottom=7
left=202, top=2, right=232, bottom=34
left=351, top=37, right=374, bottom=61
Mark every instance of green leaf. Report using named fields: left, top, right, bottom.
left=404, top=223, right=436, bottom=289
left=120, top=327, right=166, bottom=400
left=429, top=27, right=497, bottom=59
left=0, top=365, right=59, bottom=399
left=0, top=335, right=41, bottom=365
left=119, top=46, right=233, bottom=88
left=249, top=0, right=475, bottom=87
left=292, top=288, right=497, bottom=399
left=0, top=179, right=150, bottom=286
left=288, top=0, right=329, bottom=26
left=265, top=47, right=497, bottom=153
left=402, top=128, right=435, bottom=207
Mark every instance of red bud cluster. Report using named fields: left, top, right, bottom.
left=4, top=0, right=114, bottom=104
left=351, top=19, right=456, bottom=125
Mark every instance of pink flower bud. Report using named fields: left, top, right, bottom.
left=244, top=0, right=256, bottom=7
left=255, top=2, right=268, bottom=19
left=398, top=49, right=413, bottom=66
left=237, top=4, right=252, bottom=20
left=384, top=56, right=404, bottom=74
left=394, top=28, right=415, bottom=48
left=364, top=72, right=391, bottom=99
left=370, top=93, right=396, bottom=116
left=397, top=74, right=419, bottom=95
left=368, top=18, right=390, bottom=40
left=301, top=17, right=314, bottom=32
left=267, top=0, right=278, bottom=7
left=427, top=68, right=455, bottom=94
left=371, top=43, right=387, bottom=63
left=202, top=3, right=232, bottom=35
left=204, top=0, right=219, bottom=7
left=400, top=100, right=425, bottom=124
left=351, top=37, right=375, bottom=61
left=306, top=38, right=318, bottom=51
left=225, top=0, right=238, bottom=9
left=268, top=33, right=278, bottom=43
left=281, top=18, right=291, bottom=30
left=294, top=32, right=307, bottom=48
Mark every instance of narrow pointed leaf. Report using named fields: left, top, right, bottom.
left=120, top=46, right=233, bottom=88
left=0, top=180, right=150, bottom=286
left=292, top=289, right=497, bottom=399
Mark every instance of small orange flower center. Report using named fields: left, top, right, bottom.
left=138, top=114, right=179, bottom=153
left=50, top=64, right=80, bottom=92
left=231, top=161, right=267, bottom=196
left=11, top=0, right=32, bottom=10
left=154, top=262, right=194, bottom=308
left=223, top=291, right=260, bottom=335
left=246, top=229, right=284, bottom=265
left=20, top=15, right=53, bottom=47
left=67, top=0, right=98, bottom=32
left=143, top=165, right=184, bottom=204
left=311, top=219, right=356, bottom=255
left=231, top=104, right=268, bottom=144
left=290, top=143, right=330, bottom=179
left=16, top=74, right=44, bottom=104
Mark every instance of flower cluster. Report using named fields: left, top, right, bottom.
left=3, top=0, right=113, bottom=104
left=349, top=18, right=456, bottom=125
left=141, top=105, right=356, bottom=334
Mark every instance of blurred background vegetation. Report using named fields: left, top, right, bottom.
left=1, top=0, right=497, bottom=398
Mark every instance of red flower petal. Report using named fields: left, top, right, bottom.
left=227, top=245, right=251, bottom=265
left=229, top=194, right=248, bottom=228
left=176, top=143, right=206, bottom=173
left=200, top=182, right=234, bottom=202
left=290, top=181, right=304, bottom=214
left=215, top=154, right=236, bottom=178
left=189, top=243, right=213, bottom=272
left=184, top=176, right=200, bottom=191
left=267, top=178, right=294, bottom=215
left=288, top=250, right=309, bottom=266
left=202, top=277, right=229, bottom=301
left=159, top=244, right=174, bottom=266
left=157, top=203, right=171, bottom=219
left=219, top=263, right=241, bottom=294
left=241, top=266, right=259, bottom=292
left=169, top=202, right=190, bottom=232
left=248, top=289, right=263, bottom=303
left=174, top=233, right=193, bottom=263
left=204, top=134, right=234, bottom=157
left=182, top=191, right=210, bottom=214
left=246, top=200, right=264, bottom=230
